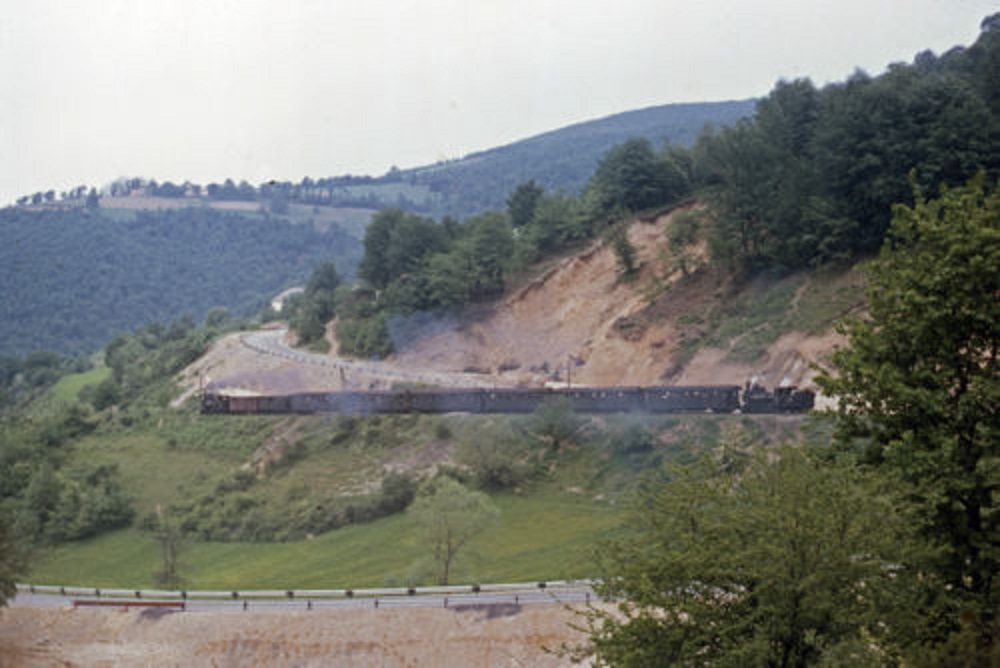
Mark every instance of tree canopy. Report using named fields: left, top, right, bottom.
left=587, top=447, right=911, bottom=667
left=689, top=18, right=1000, bottom=271
left=818, top=175, right=1000, bottom=645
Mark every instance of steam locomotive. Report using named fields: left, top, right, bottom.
left=201, top=383, right=814, bottom=416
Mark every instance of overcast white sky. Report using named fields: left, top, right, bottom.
left=0, top=0, right=996, bottom=205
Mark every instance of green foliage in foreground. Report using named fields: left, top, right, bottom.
left=585, top=447, right=915, bottom=667
left=819, top=175, right=1000, bottom=655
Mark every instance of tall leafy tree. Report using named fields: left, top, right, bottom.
left=818, top=176, right=1000, bottom=647
left=506, top=180, right=544, bottom=228
left=358, top=209, right=447, bottom=289
left=585, top=447, right=912, bottom=667
left=409, top=477, right=499, bottom=585
left=587, top=138, right=686, bottom=216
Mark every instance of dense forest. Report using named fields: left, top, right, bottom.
left=0, top=207, right=361, bottom=357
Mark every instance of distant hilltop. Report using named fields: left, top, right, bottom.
left=10, top=99, right=753, bottom=220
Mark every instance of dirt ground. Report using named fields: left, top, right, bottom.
left=0, top=603, right=595, bottom=667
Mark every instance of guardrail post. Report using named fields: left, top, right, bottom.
left=443, top=597, right=448, bottom=608
left=307, top=600, right=312, bottom=611
left=242, top=600, right=248, bottom=611
left=374, top=598, right=379, bottom=609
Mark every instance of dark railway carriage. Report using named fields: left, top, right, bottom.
left=229, top=396, right=261, bottom=413
left=742, top=385, right=815, bottom=413
left=775, top=386, right=815, bottom=412
left=407, top=389, right=485, bottom=413
left=643, top=385, right=741, bottom=413
left=201, top=383, right=811, bottom=416
left=253, top=395, right=282, bottom=413
left=482, top=388, right=553, bottom=413
left=566, top=387, right=645, bottom=412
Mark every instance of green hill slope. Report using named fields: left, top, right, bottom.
left=399, top=99, right=755, bottom=216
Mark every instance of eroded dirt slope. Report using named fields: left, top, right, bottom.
left=388, top=207, right=845, bottom=390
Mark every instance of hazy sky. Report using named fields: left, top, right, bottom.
left=1, top=0, right=996, bottom=205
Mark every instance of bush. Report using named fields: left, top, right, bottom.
left=458, top=427, right=531, bottom=491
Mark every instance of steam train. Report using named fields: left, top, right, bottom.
left=201, top=384, right=814, bottom=416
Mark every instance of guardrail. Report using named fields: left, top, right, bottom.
left=17, top=579, right=597, bottom=602
left=73, top=599, right=186, bottom=610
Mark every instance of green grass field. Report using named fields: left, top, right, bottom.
left=27, top=490, right=622, bottom=589
left=47, top=367, right=110, bottom=404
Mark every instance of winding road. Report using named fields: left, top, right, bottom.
left=239, top=328, right=501, bottom=389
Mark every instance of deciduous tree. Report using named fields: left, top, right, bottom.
left=818, top=175, right=1000, bottom=650
left=585, top=447, right=912, bottom=667
left=409, top=477, right=499, bottom=585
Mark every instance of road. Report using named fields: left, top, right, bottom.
left=239, top=329, right=502, bottom=389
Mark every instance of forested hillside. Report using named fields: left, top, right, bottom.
left=0, top=207, right=361, bottom=356
left=399, top=99, right=755, bottom=216
left=693, top=16, right=1000, bottom=270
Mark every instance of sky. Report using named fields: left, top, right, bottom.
left=0, top=0, right=996, bottom=205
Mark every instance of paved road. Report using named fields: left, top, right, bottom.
left=240, top=329, right=500, bottom=389
left=12, top=587, right=598, bottom=613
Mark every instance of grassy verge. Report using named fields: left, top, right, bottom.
left=26, top=490, right=622, bottom=589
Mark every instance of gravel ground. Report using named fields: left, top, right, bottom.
left=0, top=602, right=598, bottom=667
